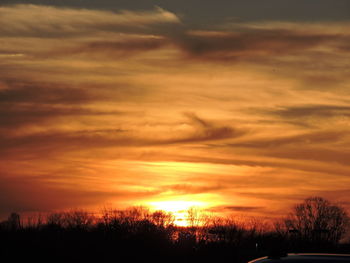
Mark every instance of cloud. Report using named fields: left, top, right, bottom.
left=236, top=192, right=309, bottom=202
left=163, top=183, right=227, bottom=195
left=1, top=4, right=350, bottom=218
left=52, top=37, right=169, bottom=58
left=263, top=148, right=350, bottom=167
left=0, top=174, right=160, bottom=217
left=0, top=5, right=181, bottom=37
left=208, top=205, right=264, bottom=213
left=312, top=189, right=350, bottom=206
left=1, top=0, right=350, bottom=23
left=0, top=84, right=94, bottom=104
left=230, top=130, right=347, bottom=148
left=0, top=5, right=183, bottom=61
left=0, top=113, right=245, bottom=159
left=0, top=79, right=143, bottom=108
left=0, top=105, right=123, bottom=129
left=251, top=104, right=350, bottom=127
left=142, top=151, right=350, bottom=178
left=173, top=28, right=348, bottom=61
left=0, top=129, right=132, bottom=159
left=174, top=113, right=246, bottom=143
left=0, top=81, right=136, bottom=130
left=3, top=5, right=349, bottom=63
left=271, top=105, right=350, bottom=119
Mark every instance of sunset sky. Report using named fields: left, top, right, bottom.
left=1, top=0, right=350, bottom=222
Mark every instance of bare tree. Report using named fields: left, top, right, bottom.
left=284, top=197, right=349, bottom=245
left=8, top=212, right=21, bottom=231
left=47, top=212, right=65, bottom=228
left=63, top=210, right=95, bottom=230
left=151, top=210, right=175, bottom=228
left=187, top=207, right=201, bottom=228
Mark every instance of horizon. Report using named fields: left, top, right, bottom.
left=1, top=1, right=350, bottom=221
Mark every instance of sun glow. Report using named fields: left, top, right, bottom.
left=149, top=200, right=206, bottom=227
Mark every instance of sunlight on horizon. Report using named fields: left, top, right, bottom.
left=148, top=200, right=207, bottom=227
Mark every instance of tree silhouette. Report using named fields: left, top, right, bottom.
left=0, top=212, right=21, bottom=231
left=284, top=196, right=349, bottom=246
left=1, top=200, right=349, bottom=263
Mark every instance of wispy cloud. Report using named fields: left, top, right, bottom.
left=271, top=105, right=350, bottom=119
left=0, top=174, right=160, bottom=216
left=208, top=205, right=264, bottom=213
left=175, top=29, right=343, bottom=60
left=1, top=4, right=350, bottom=217
left=230, top=130, right=347, bottom=148
left=0, top=113, right=245, bottom=159
left=0, top=5, right=181, bottom=37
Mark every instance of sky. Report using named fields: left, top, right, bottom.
left=1, top=1, right=350, bottom=222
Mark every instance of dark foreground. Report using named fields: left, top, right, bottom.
left=1, top=209, right=350, bottom=263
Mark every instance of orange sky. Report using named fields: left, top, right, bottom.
left=1, top=3, right=350, bottom=221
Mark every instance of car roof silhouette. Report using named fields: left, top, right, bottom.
left=249, top=253, right=350, bottom=263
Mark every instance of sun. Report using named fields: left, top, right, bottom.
left=148, top=200, right=206, bottom=227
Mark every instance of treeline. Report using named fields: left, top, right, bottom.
left=1, top=197, right=349, bottom=263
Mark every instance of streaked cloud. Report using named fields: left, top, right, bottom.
left=209, top=205, right=265, bottom=213
left=1, top=3, right=350, bottom=219
left=0, top=5, right=181, bottom=37
left=176, top=29, right=345, bottom=60
left=0, top=174, right=161, bottom=216
left=271, top=105, right=350, bottom=119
